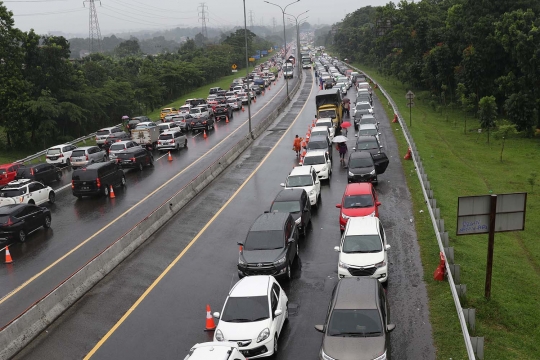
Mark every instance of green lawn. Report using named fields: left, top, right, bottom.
left=354, top=63, right=540, bottom=360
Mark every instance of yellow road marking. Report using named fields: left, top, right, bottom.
left=0, top=83, right=286, bottom=306
left=84, top=77, right=314, bottom=359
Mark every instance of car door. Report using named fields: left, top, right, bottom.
left=40, top=165, right=53, bottom=183
left=311, top=169, right=320, bottom=196
left=272, top=283, right=286, bottom=334
left=372, top=152, right=389, bottom=175
left=301, top=192, right=311, bottom=226
left=21, top=205, right=41, bottom=233
left=29, top=182, right=44, bottom=204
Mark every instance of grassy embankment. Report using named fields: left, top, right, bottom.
left=0, top=73, right=242, bottom=165
left=354, top=63, right=540, bottom=360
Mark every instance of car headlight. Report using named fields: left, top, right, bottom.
left=373, top=351, right=387, bottom=360
left=374, top=260, right=386, bottom=268
left=370, top=170, right=376, bottom=175
left=257, top=328, right=270, bottom=343
left=348, top=171, right=354, bottom=176
left=215, top=329, right=224, bottom=341
left=338, top=260, right=349, bottom=269
left=321, top=349, right=336, bottom=360
left=341, top=213, right=350, bottom=220
left=295, top=217, right=302, bottom=224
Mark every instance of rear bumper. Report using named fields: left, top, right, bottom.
left=46, top=158, right=67, bottom=165
left=73, top=189, right=103, bottom=197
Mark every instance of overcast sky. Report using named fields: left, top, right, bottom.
left=4, top=0, right=390, bottom=37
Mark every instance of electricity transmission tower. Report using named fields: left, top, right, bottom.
left=83, top=0, right=102, bottom=53
left=249, top=10, right=254, bottom=29
left=198, top=3, right=209, bottom=38
left=272, top=17, right=276, bottom=33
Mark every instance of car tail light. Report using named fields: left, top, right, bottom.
left=5, top=217, right=13, bottom=226
left=158, top=141, right=162, bottom=145
left=85, top=155, right=89, bottom=161
left=71, top=180, right=74, bottom=189
left=30, top=168, right=34, bottom=176
left=181, top=119, right=185, bottom=123
left=96, top=177, right=101, bottom=188
left=116, top=140, right=121, bottom=142
left=131, top=157, right=136, bottom=162
left=170, top=139, right=175, bottom=143
left=59, top=153, right=64, bottom=158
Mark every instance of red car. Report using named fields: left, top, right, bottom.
left=336, top=183, right=381, bottom=232
left=0, top=163, right=23, bottom=187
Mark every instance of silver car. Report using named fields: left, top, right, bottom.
left=70, top=146, right=108, bottom=169
left=108, top=141, right=140, bottom=160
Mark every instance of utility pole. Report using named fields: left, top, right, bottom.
left=198, top=3, right=209, bottom=38
left=249, top=10, right=254, bottom=29
left=83, top=0, right=102, bottom=53
left=272, top=17, right=277, bottom=33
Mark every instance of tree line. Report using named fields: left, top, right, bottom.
left=331, top=1, right=540, bottom=136
left=0, top=4, right=275, bottom=151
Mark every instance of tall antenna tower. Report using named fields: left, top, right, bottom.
left=198, top=3, right=209, bottom=38
left=272, top=17, right=276, bottom=33
left=249, top=10, right=254, bottom=29
left=83, top=0, right=102, bottom=53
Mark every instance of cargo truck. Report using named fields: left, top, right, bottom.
left=315, top=89, right=343, bottom=129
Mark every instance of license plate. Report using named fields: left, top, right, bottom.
left=122, top=160, right=131, bottom=163
left=49, top=157, right=58, bottom=160
left=81, top=186, right=89, bottom=190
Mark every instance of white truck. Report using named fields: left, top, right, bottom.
left=131, top=125, right=160, bottom=151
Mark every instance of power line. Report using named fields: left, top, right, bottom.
left=12, top=8, right=85, bottom=16
left=198, top=2, right=208, bottom=38
left=248, top=10, right=254, bottom=29
left=83, top=0, right=102, bottom=53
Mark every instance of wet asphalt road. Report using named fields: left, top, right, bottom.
left=15, top=71, right=436, bottom=360
left=0, top=73, right=298, bottom=328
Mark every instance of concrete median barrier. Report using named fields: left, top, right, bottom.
left=0, top=76, right=303, bottom=360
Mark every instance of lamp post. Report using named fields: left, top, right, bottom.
left=243, top=0, right=253, bottom=138
left=264, top=0, right=299, bottom=99
left=286, top=10, right=308, bottom=74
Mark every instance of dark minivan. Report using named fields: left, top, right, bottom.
left=71, top=161, right=125, bottom=198
left=116, top=147, right=154, bottom=171
left=315, top=277, right=395, bottom=360
left=269, top=188, right=311, bottom=237
left=237, top=212, right=299, bottom=280
left=347, top=151, right=389, bottom=184
left=16, top=163, right=61, bottom=184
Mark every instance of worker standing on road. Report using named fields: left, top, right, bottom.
left=343, top=101, right=350, bottom=117
left=337, top=142, right=348, bottom=165
left=293, top=135, right=303, bottom=157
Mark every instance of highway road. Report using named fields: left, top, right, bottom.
left=15, top=69, right=436, bottom=359
left=0, top=70, right=298, bottom=330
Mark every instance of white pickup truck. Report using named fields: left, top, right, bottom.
left=131, top=122, right=160, bottom=150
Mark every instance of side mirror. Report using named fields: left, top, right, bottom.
left=299, top=162, right=303, bottom=166
left=280, top=183, right=285, bottom=187
left=314, top=325, right=325, bottom=333
left=274, top=309, right=283, bottom=317
left=213, top=312, right=220, bottom=319
left=237, top=242, right=244, bottom=246
left=334, top=246, right=340, bottom=252
left=264, top=210, right=270, bottom=213
left=335, top=204, right=342, bottom=208
left=379, top=146, right=383, bottom=149
left=288, top=238, right=295, bottom=244
left=378, top=132, right=382, bottom=135
left=376, top=201, right=381, bottom=206
left=352, top=147, right=356, bottom=151
left=385, top=244, right=391, bottom=250
left=387, top=324, right=396, bottom=332
left=377, top=122, right=380, bottom=124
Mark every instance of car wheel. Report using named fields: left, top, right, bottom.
left=121, top=176, right=126, bottom=187
left=48, top=192, right=55, bottom=204
left=103, top=186, right=109, bottom=197
left=149, top=157, right=154, bottom=166
left=286, top=262, right=292, bottom=281
left=273, top=335, right=278, bottom=355
left=66, top=158, right=71, bottom=167
left=18, top=230, right=26, bottom=242
left=184, top=139, right=188, bottom=148
left=301, top=224, right=307, bottom=238
left=76, top=195, right=82, bottom=200
left=138, top=162, right=143, bottom=171
left=43, top=215, right=51, bottom=229
left=28, top=199, right=35, bottom=205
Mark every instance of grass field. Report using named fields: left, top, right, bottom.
left=354, top=63, right=540, bottom=360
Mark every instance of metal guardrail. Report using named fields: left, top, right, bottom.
left=348, top=65, right=479, bottom=359
left=14, top=123, right=123, bottom=165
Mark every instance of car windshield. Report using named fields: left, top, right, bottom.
left=343, top=195, right=374, bottom=209
left=0, top=169, right=5, bottom=175
left=356, top=141, right=378, bottom=150
left=307, top=141, right=327, bottom=150
left=158, top=124, right=170, bottom=130
left=328, top=309, right=383, bottom=336
left=109, top=144, right=126, bottom=151
left=47, top=148, right=61, bottom=155
left=128, top=120, right=140, bottom=125
left=303, top=155, right=326, bottom=165
left=359, top=129, right=377, bottom=137
left=221, top=296, right=269, bottom=322
left=356, top=103, right=371, bottom=110
left=161, top=109, right=171, bottom=113
left=71, top=150, right=87, bottom=157
left=244, top=230, right=284, bottom=250
left=349, top=157, right=373, bottom=168
left=342, top=235, right=382, bottom=253
left=319, top=110, right=336, bottom=118
left=270, top=201, right=301, bottom=213
left=96, top=130, right=110, bottom=136
left=1, top=188, right=26, bottom=197
left=286, top=175, right=313, bottom=187
left=159, top=134, right=173, bottom=140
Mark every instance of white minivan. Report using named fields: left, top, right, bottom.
left=280, top=166, right=321, bottom=206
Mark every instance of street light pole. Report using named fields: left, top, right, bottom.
left=264, top=0, right=300, bottom=99
left=286, top=10, right=308, bottom=75
left=243, top=0, right=253, bottom=138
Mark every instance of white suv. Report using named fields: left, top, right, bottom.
left=157, top=130, right=187, bottom=151
left=301, top=150, right=332, bottom=180
left=315, top=118, right=335, bottom=139
left=280, top=166, right=321, bottom=206
left=46, top=144, right=77, bottom=167
left=0, top=179, right=55, bottom=207
left=334, top=217, right=390, bottom=283
left=213, top=275, right=288, bottom=359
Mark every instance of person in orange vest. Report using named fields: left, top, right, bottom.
left=293, top=135, right=303, bottom=157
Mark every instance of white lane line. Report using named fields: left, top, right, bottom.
left=156, top=154, right=168, bottom=161
left=191, top=132, right=201, bottom=138
left=55, top=183, right=72, bottom=192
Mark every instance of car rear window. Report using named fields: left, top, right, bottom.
left=72, top=170, right=98, bottom=181
left=1, top=188, right=26, bottom=197
left=71, top=150, right=87, bottom=157
left=47, top=148, right=61, bottom=155
left=109, top=144, right=126, bottom=151
left=96, top=130, right=111, bottom=136
left=159, top=134, right=173, bottom=140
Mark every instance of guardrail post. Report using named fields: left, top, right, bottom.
left=456, top=284, right=467, bottom=299
left=421, top=174, right=428, bottom=183
left=450, top=264, right=460, bottom=284
left=437, top=219, right=444, bottom=232
left=470, top=336, right=484, bottom=359
left=444, top=246, right=454, bottom=264
left=427, top=189, right=434, bottom=199
left=425, top=181, right=431, bottom=190
left=462, top=308, right=476, bottom=332
left=430, top=199, right=436, bottom=209
left=441, top=232, right=449, bottom=247
left=434, top=208, right=440, bottom=219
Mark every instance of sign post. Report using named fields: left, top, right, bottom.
left=456, top=192, right=527, bottom=299
left=406, top=90, right=415, bottom=127
left=231, top=64, right=238, bottom=73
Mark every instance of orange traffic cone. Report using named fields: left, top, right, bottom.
left=5, top=246, right=13, bottom=264
left=404, top=147, right=412, bottom=160
left=109, top=185, right=115, bottom=199
left=274, top=82, right=276, bottom=86
left=168, top=151, right=173, bottom=161
left=253, top=97, right=256, bottom=103
left=225, top=116, right=229, bottom=123
left=203, top=130, right=208, bottom=139
left=262, top=90, right=265, bottom=96
left=204, top=304, right=217, bottom=331
left=392, top=114, right=398, bottom=123
left=242, top=106, right=245, bottom=112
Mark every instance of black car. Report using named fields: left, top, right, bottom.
left=347, top=152, right=380, bottom=184
left=190, top=116, right=215, bottom=132
left=306, top=135, right=333, bottom=161
left=102, top=131, right=131, bottom=152
left=116, top=147, right=154, bottom=171
left=353, top=109, right=372, bottom=129
left=354, top=135, right=383, bottom=155
left=71, top=161, right=126, bottom=198
left=0, top=203, right=51, bottom=243
left=16, top=163, right=61, bottom=184
left=268, top=188, right=311, bottom=237
left=250, top=85, right=262, bottom=95
left=237, top=212, right=299, bottom=280
left=315, top=278, right=395, bottom=360
left=214, top=104, right=234, bottom=121
left=216, top=90, right=227, bottom=97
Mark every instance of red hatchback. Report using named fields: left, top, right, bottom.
left=0, top=163, right=23, bottom=187
left=336, top=183, right=381, bottom=232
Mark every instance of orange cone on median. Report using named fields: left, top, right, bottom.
left=5, top=246, right=13, bottom=264
left=168, top=151, right=173, bottom=161
left=242, top=106, right=245, bottom=112
left=109, top=185, right=115, bottom=199
left=203, top=130, right=208, bottom=139
left=204, top=304, right=217, bottom=331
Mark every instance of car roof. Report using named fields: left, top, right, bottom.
left=161, top=129, right=180, bottom=134
left=311, top=126, right=328, bottom=132
left=76, top=161, right=113, bottom=170
left=345, top=182, right=373, bottom=195
left=345, top=217, right=380, bottom=236
left=48, top=144, right=70, bottom=149
left=349, top=151, right=372, bottom=159
left=358, top=123, right=377, bottom=130
left=360, top=115, right=375, bottom=120
left=110, top=140, right=133, bottom=145
left=274, top=188, right=305, bottom=202
left=356, top=135, right=377, bottom=142
left=304, top=149, right=327, bottom=157
left=316, top=118, right=332, bottom=123
left=250, top=212, right=290, bottom=231
left=230, top=275, right=270, bottom=297
left=334, top=277, right=378, bottom=310
left=0, top=203, right=27, bottom=214
left=74, top=146, right=95, bottom=150
left=356, top=101, right=371, bottom=105
left=98, top=126, right=119, bottom=131
left=289, top=165, right=313, bottom=176
left=121, top=147, right=144, bottom=154
left=4, top=179, right=34, bottom=187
